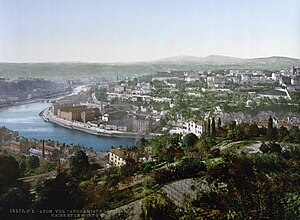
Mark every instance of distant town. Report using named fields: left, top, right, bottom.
left=38, top=65, right=300, bottom=139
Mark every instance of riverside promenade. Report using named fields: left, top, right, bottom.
left=40, top=107, right=159, bottom=139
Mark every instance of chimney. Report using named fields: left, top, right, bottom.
left=42, top=139, right=45, bottom=158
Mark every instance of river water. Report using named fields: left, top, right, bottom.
left=0, top=102, right=137, bottom=151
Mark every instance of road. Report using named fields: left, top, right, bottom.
left=18, top=170, right=57, bottom=183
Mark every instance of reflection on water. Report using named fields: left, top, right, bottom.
left=0, top=102, right=136, bottom=151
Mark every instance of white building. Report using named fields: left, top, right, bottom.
left=177, top=119, right=206, bottom=137
left=109, top=148, right=129, bottom=167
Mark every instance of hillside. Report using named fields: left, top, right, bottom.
left=1, top=55, right=300, bottom=81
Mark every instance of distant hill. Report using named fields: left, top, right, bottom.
left=156, top=55, right=244, bottom=65
left=155, top=54, right=300, bottom=66
left=1, top=55, right=300, bottom=81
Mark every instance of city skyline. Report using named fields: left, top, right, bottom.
left=0, top=0, right=299, bottom=63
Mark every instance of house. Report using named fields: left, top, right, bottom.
left=109, top=148, right=129, bottom=167
left=9, top=140, right=21, bottom=153
left=178, top=119, right=206, bottom=137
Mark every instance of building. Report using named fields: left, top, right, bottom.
left=81, top=108, right=100, bottom=123
left=52, top=102, right=73, bottom=115
left=57, top=105, right=100, bottom=123
left=132, top=115, right=152, bottom=133
left=291, top=76, right=300, bottom=90
left=29, top=143, right=56, bottom=158
left=36, top=143, right=56, bottom=156
left=179, top=119, right=206, bottom=137
left=9, top=140, right=21, bottom=153
left=207, top=75, right=226, bottom=88
left=58, top=106, right=86, bottom=121
left=184, top=71, right=200, bottom=83
left=109, top=148, right=129, bottom=167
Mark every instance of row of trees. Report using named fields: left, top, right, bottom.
left=205, top=116, right=300, bottom=143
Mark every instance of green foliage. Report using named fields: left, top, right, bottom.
left=140, top=193, right=178, bottom=220
left=195, top=133, right=216, bottom=156
left=17, top=155, right=50, bottom=177
left=217, top=117, right=221, bottom=129
left=103, top=169, right=122, bottom=188
left=0, top=183, right=31, bottom=218
left=152, top=158, right=206, bottom=185
left=35, top=173, right=84, bottom=210
left=150, top=100, right=170, bottom=111
left=26, top=155, right=40, bottom=170
left=248, top=152, right=285, bottom=173
left=140, top=161, right=156, bottom=173
left=226, top=125, right=245, bottom=141
left=79, top=180, right=111, bottom=210
left=151, top=134, right=182, bottom=161
left=0, top=155, right=19, bottom=187
left=211, top=117, right=216, bottom=137
left=69, top=150, right=90, bottom=175
left=283, top=192, right=300, bottom=219
left=204, top=152, right=300, bottom=219
left=34, top=163, right=56, bottom=175
left=120, top=158, right=139, bottom=176
left=182, top=133, right=198, bottom=152
left=278, top=126, right=289, bottom=142
left=268, top=116, right=273, bottom=129
left=289, top=126, right=300, bottom=143
left=259, top=142, right=282, bottom=154
left=266, top=127, right=278, bottom=141
left=95, top=88, right=107, bottom=101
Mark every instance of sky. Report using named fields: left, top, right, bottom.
left=0, top=0, right=299, bottom=62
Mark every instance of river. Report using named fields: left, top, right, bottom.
left=0, top=102, right=137, bottom=151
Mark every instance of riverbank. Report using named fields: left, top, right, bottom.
left=0, top=91, right=71, bottom=109
left=0, top=102, right=136, bottom=151
left=40, top=107, right=160, bottom=139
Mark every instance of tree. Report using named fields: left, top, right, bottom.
left=284, top=193, right=300, bottom=219
left=278, top=126, right=289, bottom=142
left=80, top=180, right=111, bottom=210
left=268, top=116, right=273, bottom=129
left=0, top=183, right=31, bottom=218
left=0, top=155, right=19, bottom=187
left=69, top=150, right=90, bottom=174
left=182, top=133, right=198, bottom=152
left=207, top=118, right=211, bottom=135
left=196, top=134, right=216, bottom=157
left=151, top=134, right=182, bottom=161
left=259, top=142, right=269, bottom=153
left=35, top=173, right=84, bottom=210
left=268, top=142, right=282, bottom=154
left=140, top=193, right=178, bottom=220
left=217, top=117, right=222, bottom=130
left=26, top=155, right=40, bottom=170
left=266, top=127, right=278, bottom=141
left=95, top=88, right=108, bottom=101
left=16, top=155, right=27, bottom=177
left=211, top=117, right=216, bottom=137
left=121, top=158, right=139, bottom=176
left=289, top=126, right=300, bottom=143
left=259, top=142, right=282, bottom=154
left=227, top=125, right=245, bottom=141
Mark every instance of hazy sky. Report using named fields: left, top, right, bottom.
left=0, top=0, right=299, bottom=62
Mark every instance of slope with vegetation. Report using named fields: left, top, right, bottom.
left=0, top=117, right=299, bottom=219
